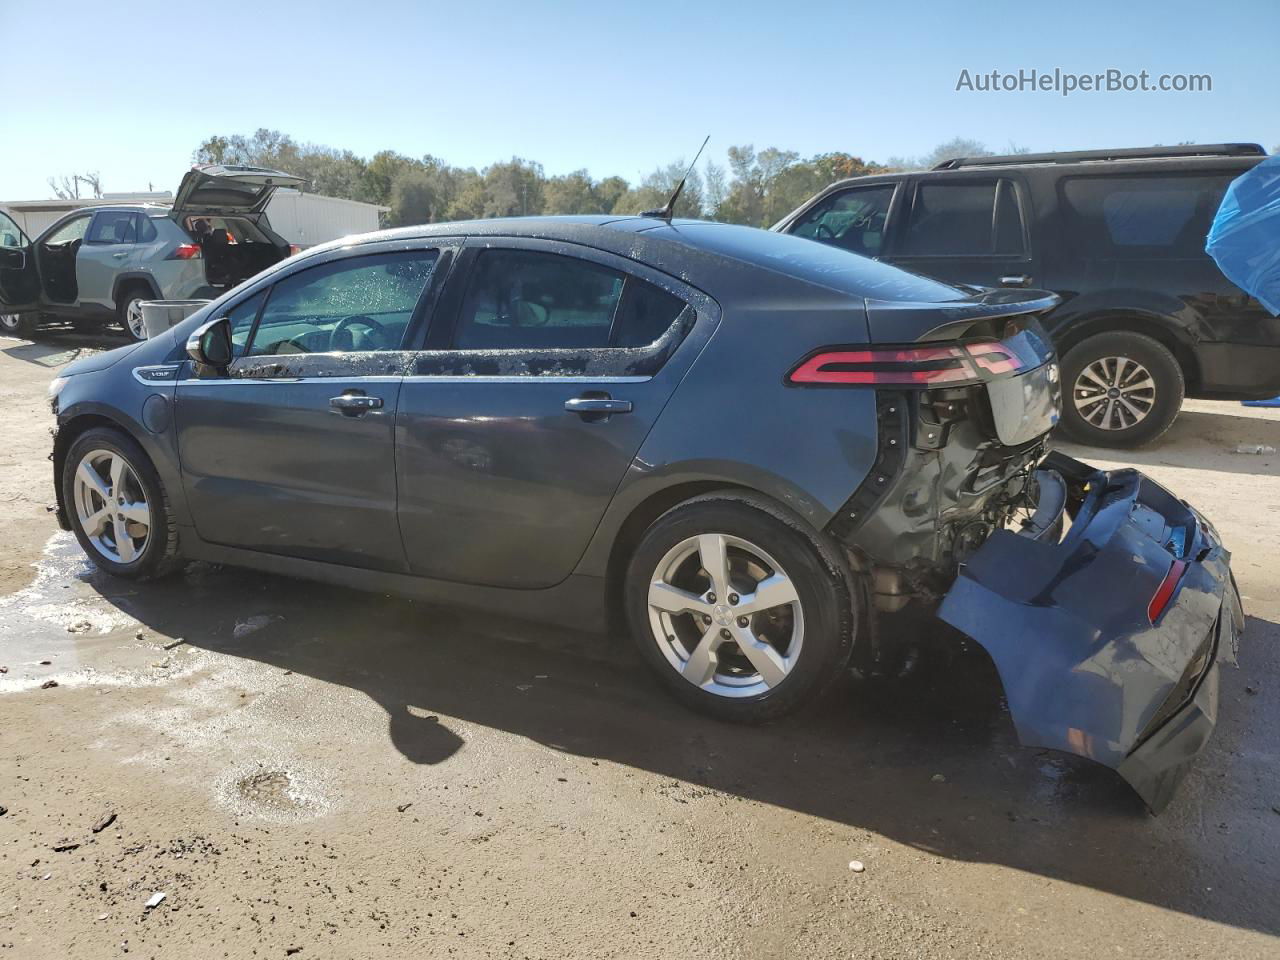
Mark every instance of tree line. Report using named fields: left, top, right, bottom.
left=192, top=130, right=1010, bottom=228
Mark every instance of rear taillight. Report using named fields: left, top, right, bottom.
left=1147, top=558, right=1187, bottom=623
left=787, top=340, right=1027, bottom=388
left=169, top=243, right=202, bottom=260
left=288, top=244, right=302, bottom=256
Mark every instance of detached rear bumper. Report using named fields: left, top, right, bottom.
left=938, top=451, right=1244, bottom=812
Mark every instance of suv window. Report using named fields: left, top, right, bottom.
left=247, top=250, right=437, bottom=356
left=901, top=180, right=1026, bottom=256
left=86, top=211, right=137, bottom=245
left=0, top=210, right=27, bottom=248
left=453, top=249, right=684, bottom=351
left=136, top=214, right=157, bottom=243
left=1061, top=174, right=1232, bottom=258
left=45, top=215, right=91, bottom=246
left=789, top=185, right=895, bottom=256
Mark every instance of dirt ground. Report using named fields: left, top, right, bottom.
left=1, top=327, right=1278, bottom=959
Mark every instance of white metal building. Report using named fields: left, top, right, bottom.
left=0, top=190, right=387, bottom=247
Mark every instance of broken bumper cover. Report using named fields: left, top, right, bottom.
left=938, top=451, right=1245, bottom=812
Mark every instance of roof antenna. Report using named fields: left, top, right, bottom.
left=641, top=135, right=710, bottom=221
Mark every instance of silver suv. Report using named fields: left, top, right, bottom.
left=0, top=165, right=304, bottom=340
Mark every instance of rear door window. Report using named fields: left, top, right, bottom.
left=1060, top=174, right=1233, bottom=258
left=86, top=211, right=138, bottom=245
left=899, top=180, right=1026, bottom=256
left=788, top=185, right=896, bottom=257
left=451, top=249, right=684, bottom=351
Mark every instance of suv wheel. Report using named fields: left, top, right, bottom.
left=1059, top=330, right=1184, bottom=448
left=623, top=493, right=857, bottom=722
left=117, top=286, right=151, bottom=342
left=0, top=312, right=31, bottom=336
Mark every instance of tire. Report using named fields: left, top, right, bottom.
left=1059, top=330, right=1184, bottom=448
left=0, top=312, right=31, bottom=336
left=116, top=284, right=152, bottom=342
left=623, top=493, right=857, bottom=722
left=62, top=427, right=181, bottom=580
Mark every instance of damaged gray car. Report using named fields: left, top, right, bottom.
left=39, top=216, right=1243, bottom=811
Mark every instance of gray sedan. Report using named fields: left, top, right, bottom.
left=43, top=215, right=1241, bottom=811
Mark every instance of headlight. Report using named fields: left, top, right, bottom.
left=47, top=376, right=69, bottom=400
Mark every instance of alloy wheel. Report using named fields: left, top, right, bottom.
left=646, top=533, right=804, bottom=698
left=72, top=449, right=151, bottom=564
left=125, top=298, right=147, bottom=340
left=1072, top=356, right=1156, bottom=430
left=0, top=313, right=20, bottom=332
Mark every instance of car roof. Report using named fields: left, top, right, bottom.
left=303, top=215, right=968, bottom=307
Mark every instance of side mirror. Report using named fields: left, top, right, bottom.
left=0, top=246, right=25, bottom=270
left=186, top=317, right=233, bottom=371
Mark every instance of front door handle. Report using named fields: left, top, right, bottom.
left=565, top=395, right=632, bottom=421
left=112, top=252, right=129, bottom=259
left=999, top=274, right=1032, bottom=287
left=330, top=391, right=383, bottom=416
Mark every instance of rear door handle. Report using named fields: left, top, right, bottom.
left=1000, top=274, right=1032, bottom=287
left=112, top=252, right=129, bottom=259
left=330, top=391, right=383, bottom=415
left=565, top=395, right=632, bottom=421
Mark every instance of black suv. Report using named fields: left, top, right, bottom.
left=775, top=143, right=1275, bottom=447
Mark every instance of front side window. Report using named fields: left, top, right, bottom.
left=247, top=250, right=437, bottom=356
left=789, top=185, right=895, bottom=257
left=86, top=211, right=138, bottom=245
left=900, top=181, right=1026, bottom=256
left=45, top=215, right=91, bottom=246
left=224, top=290, right=265, bottom=356
left=1061, top=175, right=1232, bottom=257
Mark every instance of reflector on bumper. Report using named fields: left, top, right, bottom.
left=937, top=452, right=1244, bottom=812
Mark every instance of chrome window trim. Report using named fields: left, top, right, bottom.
left=175, top=374, right=652, bottom=386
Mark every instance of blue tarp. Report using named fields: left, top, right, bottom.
left=1206, top=153, right=1280, bottom=316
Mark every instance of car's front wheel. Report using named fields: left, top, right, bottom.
left=0, top=312, right=31, bottom=336
left=624, top=493, right=856, bottom=722
left=62, top=427, right=180, bottom=579
left=1059, top=330, right=1184, bottom=448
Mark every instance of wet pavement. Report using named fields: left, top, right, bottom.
left=2, top=528, right=1279, bottom=955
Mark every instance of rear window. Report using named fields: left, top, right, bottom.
left=1060, top=174, right=1233, bottom=258
left=678, top=222, right=967, bottom=303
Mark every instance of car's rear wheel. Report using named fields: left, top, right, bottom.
left=62, top=427, right=180, bottom=580
left=1059, top=330, right=1184, bottom=448
left=117, top=285, right=151, bottom=342
left=624, top=493, right=856, bottom=722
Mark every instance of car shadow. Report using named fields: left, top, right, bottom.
left=86, top=557, right=1280, bottom=940
left=1, top=324, right=126, bottom=366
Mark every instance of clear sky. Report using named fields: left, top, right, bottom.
left=1, top=0, right=1276, bottom=199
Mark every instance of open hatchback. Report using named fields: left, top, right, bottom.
left=170, top=164, right=307, bottom=291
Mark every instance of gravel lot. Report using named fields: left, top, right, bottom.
left=2, top=328, right=1278, bottom=959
